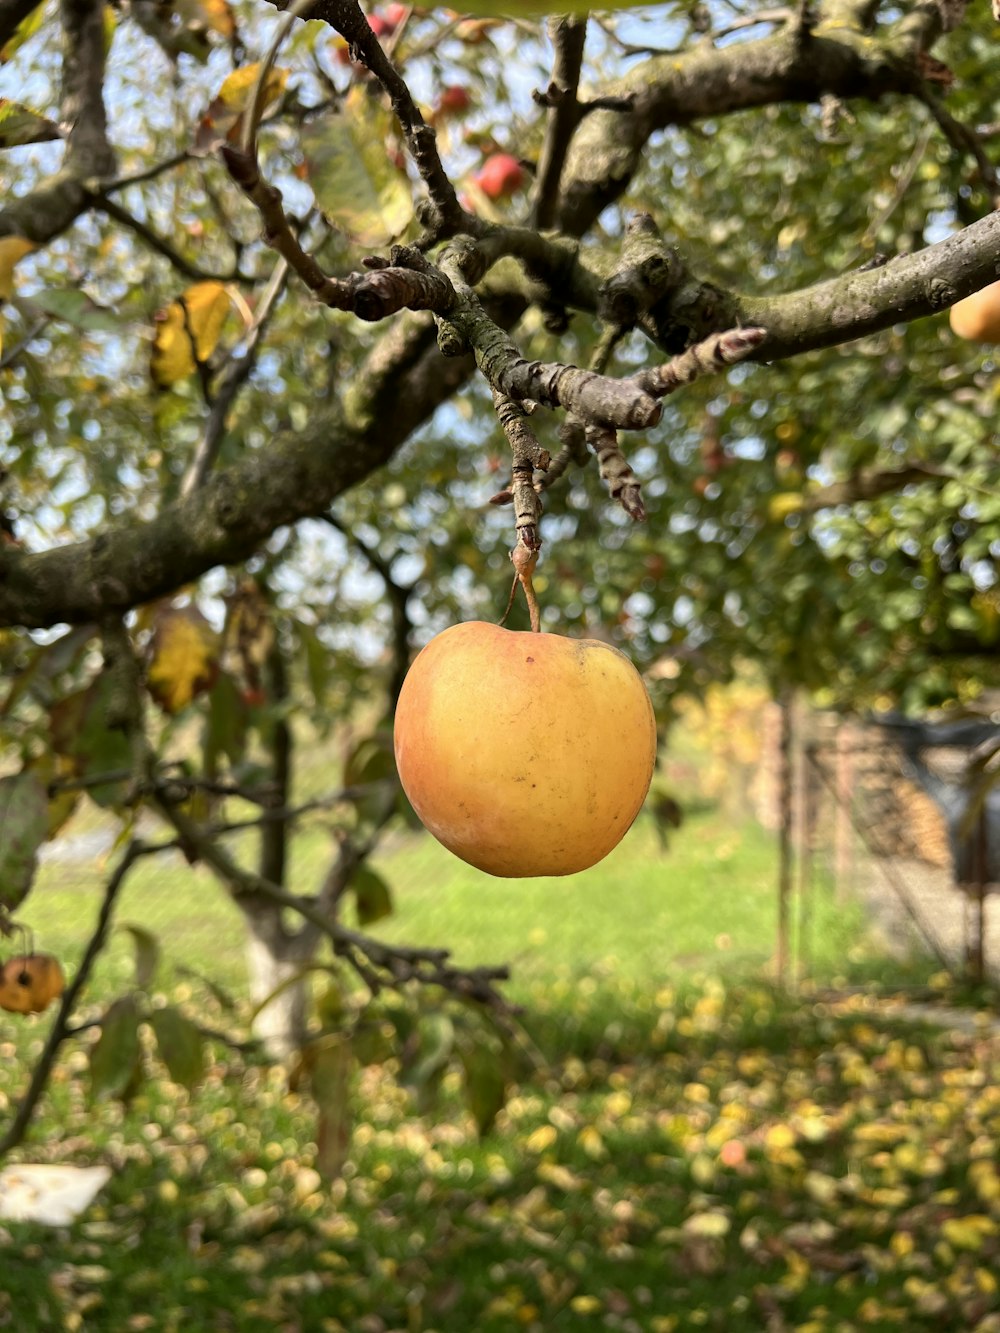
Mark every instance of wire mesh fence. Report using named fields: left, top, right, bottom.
left=760, top=706, right=1000, bottom=986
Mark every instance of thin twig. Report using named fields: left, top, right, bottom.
left=102, top=151, right=192, bottom=194
left=157, top=798, right=513, bottom=1012
left=0, top=318, right=49, bottom=371
left=0, top=842, right=156, bottom=1159
left=916, top=85, right=1000, bottom=207
left=180, top=256, right=290, bottom=497
left=96, top=195, right=243, bottom=283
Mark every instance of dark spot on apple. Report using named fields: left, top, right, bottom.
left=526, top=656, right=534, bottom=663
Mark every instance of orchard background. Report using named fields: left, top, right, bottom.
left=2, top=0, right=1000, bottom=1324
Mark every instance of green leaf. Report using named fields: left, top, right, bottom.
left=0, top=771, right=49, bottom=914
left=0, top=99, right=63, bottom=148
left=402, top=1012, right=454, bottom=1091
left=351, top=1019, right=395, bottom=1067
left=28, top=288, right=119, bottom=331
left=90, top=996, right=142, bottom=1102
left=299, top=622, right=330, bottom=707
left=301, top=86, right=413, bottom=247
left=119, top=924, right=161, bottom=988
left=0, top=2, right=46, bottom=63
left=453, top=0, right=647, bottom=13
left=175, top=963, right=238, bottom=1014
left=203, top=671, right=248, bottom=776
left=351, top=865, right=393, bottom=926
left=311, top=1037, right=353, bottom=1180
left=458, top=1035, right=508, bottom=1136
left=50, top=676, right=132, bottom=808
left=343, top=730, right=395, bottom=788
left=149, top=1006, right=206, bottom=1089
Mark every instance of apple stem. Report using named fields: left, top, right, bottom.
left=509, top=541, right=541, bottom=632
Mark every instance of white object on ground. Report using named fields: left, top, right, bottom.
left=0, top=1164, right=112, bottom=1225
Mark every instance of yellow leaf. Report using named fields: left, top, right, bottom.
left=764, top=1123, right=796, bottom=1152
left=194, top=64, right=289, bottom=154
left=218, top=62, right=288, bottom=112
left=767, top=492, right=804, bottom=523
left=941, top=1214, right=996, bottom=1252
left=146, top=606, right=220, bottom=713
left=577, top=1125, right=606, bottom=1160
left=536, top=1161, right=582, bottom=1192
left=569, top=1296, right=602, bottom=1315
left=682, top=1210, right=731, bottom=1238
left=0, top=236, right=34, bottom=300
left=150, top=281, right=233, bottom=387
left=524, top=1125, right=556, bottom=1153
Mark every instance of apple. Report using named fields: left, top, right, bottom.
left=393, top=622, right=656, bottom=877
left=0, top=953, right=66, bottom=1015
left=436, top=84, right=472, bottom=116
left=949, top=279, right=1000, bottom=343
left=475, top=153, right=525, bottom=201
left=383, top=3, right=408, bottom=27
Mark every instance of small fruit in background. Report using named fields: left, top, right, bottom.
left=435, top=84, right=472, bottom=117
left=0, top=953, right=66, bottom=1015
left=949, top=279, right=1000, bottom=343
left=393, top=621, right=656, bottom=877
left=475, top=153, right=525, bottom=201
left=382, top=2, right=408, bottom=28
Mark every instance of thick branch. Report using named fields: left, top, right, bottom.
left=0, top=0, right=115, bottom=242
left=61, top=0, right=115, bottom=178
left=798, top=463, right=947, bottom=513
left=532, top=17, right=588, bottom=230
left=555, top=22, right=945, bottom=237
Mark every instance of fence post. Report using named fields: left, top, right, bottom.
left=834, top=718, right=855, bottom=903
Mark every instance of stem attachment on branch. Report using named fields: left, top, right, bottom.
left=501, top=541, right=542, bottom=633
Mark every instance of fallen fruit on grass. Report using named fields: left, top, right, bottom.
left=393, top=622, right=656, bottom=877
left=0, top=953, right=65, bottom=1015
left=949, top=279, right=1000, bottom=343
left=475, top=152, right=525, bottom=200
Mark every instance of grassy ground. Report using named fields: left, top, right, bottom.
left=3, top=812, right=998, bottom=1332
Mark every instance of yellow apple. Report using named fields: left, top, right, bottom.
left=0, top=953, right=66, bottom=1015
left=949, top=279, right=1000, bottom=343
left=393, top=622, right=657, bottom=877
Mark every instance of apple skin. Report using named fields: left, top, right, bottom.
left=949, top=280, right=1000, bottom=343
left=475, top=153, right=525, bottom=201
left=0, top=953, right=66, bottom=1015
left=393, top=622, right=656, bottom=877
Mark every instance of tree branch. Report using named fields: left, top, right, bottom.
left=532, top=16, right=588, bottom=230
left=60, top=0, right=115, bottom=179
left=287, top=0, right=467, bottom=241
left=3, top=201, right=1000, bottom=631
left=157, top=798, right=512, bottom=1013
left=554, top=18, right=951, bottom=237
left=180, top=257, right=290, bottom=497
left=0, top=841, right=156, bottom=1158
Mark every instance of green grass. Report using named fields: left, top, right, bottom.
left=2, top=811, right=994, bottom=1332
left=367, top=812, right=869, bottom=997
